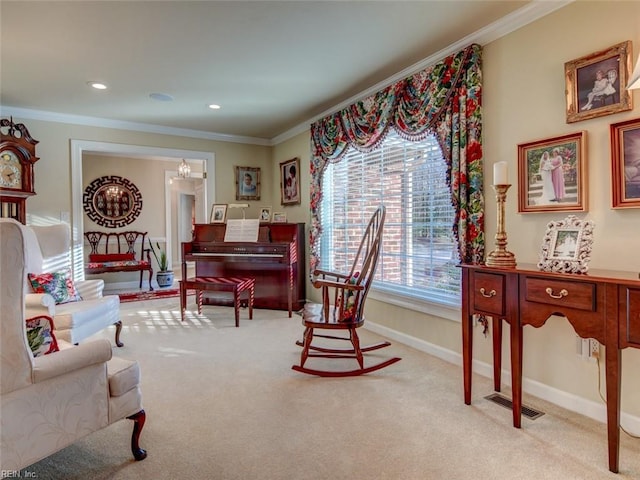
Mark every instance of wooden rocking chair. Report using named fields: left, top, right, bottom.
left=292, top=206, right=401, bottom=377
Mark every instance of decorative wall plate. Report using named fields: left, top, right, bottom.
left=83, top=175, right=142, bottom=228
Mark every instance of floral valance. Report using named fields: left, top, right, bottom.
left=309, top=43, right=485, bottom=271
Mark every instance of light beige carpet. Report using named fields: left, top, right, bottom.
left=21, top=299, right=640, bottom=479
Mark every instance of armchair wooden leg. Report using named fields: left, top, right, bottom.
left=127, top=409, right=147, bottom=461
left=114, top=321, right=124, bottom=347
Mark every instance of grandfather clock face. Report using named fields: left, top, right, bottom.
left=0, top=150, right=22, bottom=189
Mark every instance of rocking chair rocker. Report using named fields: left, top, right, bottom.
left=292, top=206, right=401, bottom=377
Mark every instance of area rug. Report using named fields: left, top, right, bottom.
left=118, top=288, right=188, bottom=303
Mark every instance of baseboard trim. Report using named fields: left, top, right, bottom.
left=365, top=320, right=640, bottom=434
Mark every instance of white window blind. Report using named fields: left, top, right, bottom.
left=320, top=129, right=461, bottom=306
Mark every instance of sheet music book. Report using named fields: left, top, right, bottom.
left=223, top=219, right=260, bottom=242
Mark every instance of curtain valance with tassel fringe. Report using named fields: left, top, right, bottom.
left=309, top=43, right=485, bottom=272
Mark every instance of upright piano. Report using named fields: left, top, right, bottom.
left=182, top=222, right=306, bottom=314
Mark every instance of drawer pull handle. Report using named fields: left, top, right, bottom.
left=480, top=288, right=497, bottom=298
left=545, top=287, right=568, bottom=299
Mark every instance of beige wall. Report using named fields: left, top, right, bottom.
left=273, top=1, right=640, bottom=420
left=12, top=0, right=640, bottom=422
left=19, top=119, right=273, bottom=227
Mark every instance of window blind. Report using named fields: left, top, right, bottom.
left=320, top=129, right=461, bottom=306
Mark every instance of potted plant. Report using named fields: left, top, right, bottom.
left=149, top=240, right=174, bottom=288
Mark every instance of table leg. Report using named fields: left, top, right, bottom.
left=605, top=344, right=621, bottom=473
left=461, top=312, right=473, bottom=405
left=492, top=316, right=502, bottom=392
left=510, top=323, right=523, bottom=429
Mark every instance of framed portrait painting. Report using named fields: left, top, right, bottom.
left=235, top=166, right=261, bottom=201
left=537, top=215, right=594, bottom=274
left=565, top=41, right=633, bottom=123
left=517, top=131, right=587, bottom=213
left=610, top=117, right=640, bottom=208
left=280, top=157, right=300, bottom=205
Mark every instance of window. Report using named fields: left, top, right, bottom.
left=319, top=129, right=460, bottom=306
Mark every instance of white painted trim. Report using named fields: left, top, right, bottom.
left=2, top=106, right=270, bottom=146
left=369, top=289, right=461, bottom=322
left=273, top=1, right=573, bottom=144
left=364, top=319, right=640, bottom=435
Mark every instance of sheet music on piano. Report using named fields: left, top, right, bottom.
left=223, top=219, right=260, bottom=242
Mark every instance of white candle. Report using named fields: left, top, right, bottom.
left=493, top=161, right=508, bottom=185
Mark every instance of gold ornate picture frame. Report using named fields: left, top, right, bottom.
left=610, top=117, right=640, bottom=209
left=235, top=166, right=261, bottom=201
left=517, top=131, right=587, bottom=213
left=565, top=41, right=633, bottom=123
left=537, top=215, right=594, bottom=274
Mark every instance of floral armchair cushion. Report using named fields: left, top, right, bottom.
left=26, top=315, right=59, bottom=357
left=28, top=270, right=81, bottom=305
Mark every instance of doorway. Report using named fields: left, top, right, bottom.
left=70, top=140, right=214, bottom=282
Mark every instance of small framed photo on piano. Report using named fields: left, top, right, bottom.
left=272, top=212, right=287, bottom=223
left=210, top=204, right=227, bottom=223
left=260, top=207, right=271, bottom=222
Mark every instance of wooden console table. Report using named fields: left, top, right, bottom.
left=460, top=263, right=640, bottom=473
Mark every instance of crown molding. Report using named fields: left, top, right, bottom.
left=274, top=0, right=573, bottom=145
left=0, top=106, right=271, bottom=147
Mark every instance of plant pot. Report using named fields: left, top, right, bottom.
left=156, top=270, right=174, bottom=289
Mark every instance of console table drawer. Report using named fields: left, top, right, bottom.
left=524, top=277, right=596, bottom=311
left=471, top=272, right=505, bottom=315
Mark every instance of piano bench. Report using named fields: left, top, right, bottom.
left=179, top=277, right=255, bottom=327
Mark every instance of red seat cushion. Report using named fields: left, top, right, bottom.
left=89, top=253, right=135, bottom=262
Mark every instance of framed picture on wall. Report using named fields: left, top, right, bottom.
left=279, top=157, right=300, bottom=205
left=565, top=41, right=633, bottom=123
left=517, top=131, right=587, bottom=213
left=610, top=117, right=640, bottom=208
left=235, top=166, right=261, bottom=201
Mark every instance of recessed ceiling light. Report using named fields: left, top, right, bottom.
left=149, top=92, right=174, bottom=102
left=208, top=104, right=221, bottom=110
left=87, top=81, right=107, bottom=90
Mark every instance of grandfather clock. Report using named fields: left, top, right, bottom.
left=0, top=118, right=39, bottom=224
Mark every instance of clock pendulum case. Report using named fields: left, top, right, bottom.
left=0, top=118, right=39, bottom=224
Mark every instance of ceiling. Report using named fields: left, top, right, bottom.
left=1, top=1, right=553, bottom=143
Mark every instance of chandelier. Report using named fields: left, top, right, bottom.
left=177, top=158, right=191, bottom=178
left=106, top=185, right=122, bottom=199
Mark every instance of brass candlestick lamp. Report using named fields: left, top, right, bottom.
left=485, top=184, right=517, bottom=268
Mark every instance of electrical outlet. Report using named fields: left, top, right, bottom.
left=589, top=338, right=600, bottom=360
left=576, top=336, right=600, bottom=361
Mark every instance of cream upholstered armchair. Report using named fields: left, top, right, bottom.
left=20, top=220, right=123, bottom=346
left=0, top=219, right=147, bottom=471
